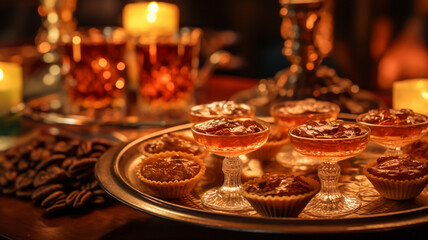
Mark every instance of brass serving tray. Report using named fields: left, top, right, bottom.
left=95, top=123, right=428, bottom=234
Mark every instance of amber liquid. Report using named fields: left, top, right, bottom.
left=136, top=43, right=197, bottom=106
left=63, top=43, right=126, bottom=109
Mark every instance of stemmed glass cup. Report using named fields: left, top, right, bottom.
left=288, top=120, right=370, bottom=217
left=271, top=99, right=340, bottom=170
left=356, top=110, right=428, bottom=157
left=191, top=118, right=270, bottom=211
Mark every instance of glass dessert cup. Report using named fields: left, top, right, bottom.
left=356, top=112, right=428, bottom=157
left=191, top=118, right=270, bottom=211
left=288, top=121, right=370, bottom=217
left=271, top=100, right=340, bottom=170
left=188, top=101, right=255, bottom=123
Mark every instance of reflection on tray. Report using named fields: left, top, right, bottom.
left=23, top=94, right=189, bottom=128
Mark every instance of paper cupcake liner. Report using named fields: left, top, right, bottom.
left=242, top=176, right=320, bottom=217
left=363, top=161, right=428, bottom=200
left=246, top=138, right=289, bottom=161
left=139, top=134, right=206, bottom=158
left=136, top=152, right=206, bottom=199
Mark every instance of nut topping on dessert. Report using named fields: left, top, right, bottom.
left=243, top=174, right=315, bottom=197
left=367, top=156, right=428, bottom=180
left=190, top=101, right=253, bottom=118
left=142, top=133, right=203, bottom=155
left=274, top=99, right=338, bottom=115
left=140, top=155, right=201, bottom=182
left=192, top=118, right=267, bottom=136
left=359, top=109, right=427, bottom=125
left=290, top=120, right=368, bottom=139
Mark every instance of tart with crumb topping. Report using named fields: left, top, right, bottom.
left=242, top=173, right=319, bottom=217
left=139, top=133, right=205, bottom=158
left=363, top=155, right=428, bottom=200
left=136, top=152, right=206, bottom=199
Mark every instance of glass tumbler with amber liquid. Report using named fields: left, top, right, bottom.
left=61, top=27, right=127, bottom=119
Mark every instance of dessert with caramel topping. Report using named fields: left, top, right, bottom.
left=242, top=173, right=319, bottom=217
left=189, top=101, right=255, bottom=123
left=139, top=133, right=205, bottom=158
left=136, top=152, right=206, bottom=199
left=271, top=99, right=340, bottom=131
left=246, top=125, right=289, bottom=161
left=288, top=120, right=370, bottom=161
left=364, top=155, right=428, bottom=200
left=357, top=109, right=428, bottom=151
left=191, top=118, right=270, bottom=156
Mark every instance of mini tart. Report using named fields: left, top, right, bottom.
left=242, top=175, right=320, bottom=217
left=139, top=133, right=206, bottom=158
left=363, top=158, right=428, bottom=200
left=246, top=127, right=289, bottom=161
left=136, top=152, right=206, bottom=199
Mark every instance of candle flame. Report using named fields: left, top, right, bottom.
left=0, top=69, right=3, bottom=81
left=147, top=2, right=159, bottom=23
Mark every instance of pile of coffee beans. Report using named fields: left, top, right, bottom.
left=0, top=134, right=114, bottom=217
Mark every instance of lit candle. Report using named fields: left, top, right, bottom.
left=0, top=62, right=23, bottom=117
left=393, top=79, right=428, bottom=115
left=122, top=1, right=179, bottom=36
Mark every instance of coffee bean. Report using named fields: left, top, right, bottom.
left=52, top=141, right=69, bottom=154
left=73, top=190, right=93, bottom=209
left=2, top=185, right=16, bottom=195
left=81, top=179, right=99, bottom=191
left=43, top=198, right=69, bottom=217
left=61, top=157, right=77, bottom=170
left=1, top=134, right=114, bottom=218
left=77, top=141, right=92, bottom=157
left=33, top=166, right=66, bottom=188
left=35, top=154, right=66, bottom=172
left=5, top=170, right=18, bottom=182
left=32, top=184, right=64, bottom=204
left=69, top=158, right=97, bottom=174
left=91, top=195, right=106, bottom=206
left=30, top=148, right=50, bottom=163
left=41, top=191, right=66, bottom=208
left=16, top=188, right=34, bottom=198
left=89, top=151, right=102, bottom=158
left=17, top=160, right=29, bottom=172
left=15, top=170, right=36, bottom=190
left=0, top=175, right=8, bottom=187
left=92, top=144, right=107, bottom=153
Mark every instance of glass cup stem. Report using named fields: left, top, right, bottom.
left=303, top=161, right=361, bottom=217
left=200, top=156, right=251, bottom=211
left=222, top=156, right=242, bottom=190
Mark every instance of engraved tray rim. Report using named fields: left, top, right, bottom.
left=95, top=122, right=428, bottom=234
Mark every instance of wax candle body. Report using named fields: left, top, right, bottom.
left=393, top=79, right=428, bottom=115
left=0, top=62, right=23, bottom=117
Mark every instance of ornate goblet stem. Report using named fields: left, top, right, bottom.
left=201, top=155, right=250, bottom=210
left=304, top=161, right=360, bottom=217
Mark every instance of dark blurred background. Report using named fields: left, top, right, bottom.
left=0, top=0, right=427, bottom=93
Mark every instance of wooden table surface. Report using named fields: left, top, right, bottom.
left=1, top=75, right=427, bottom=240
